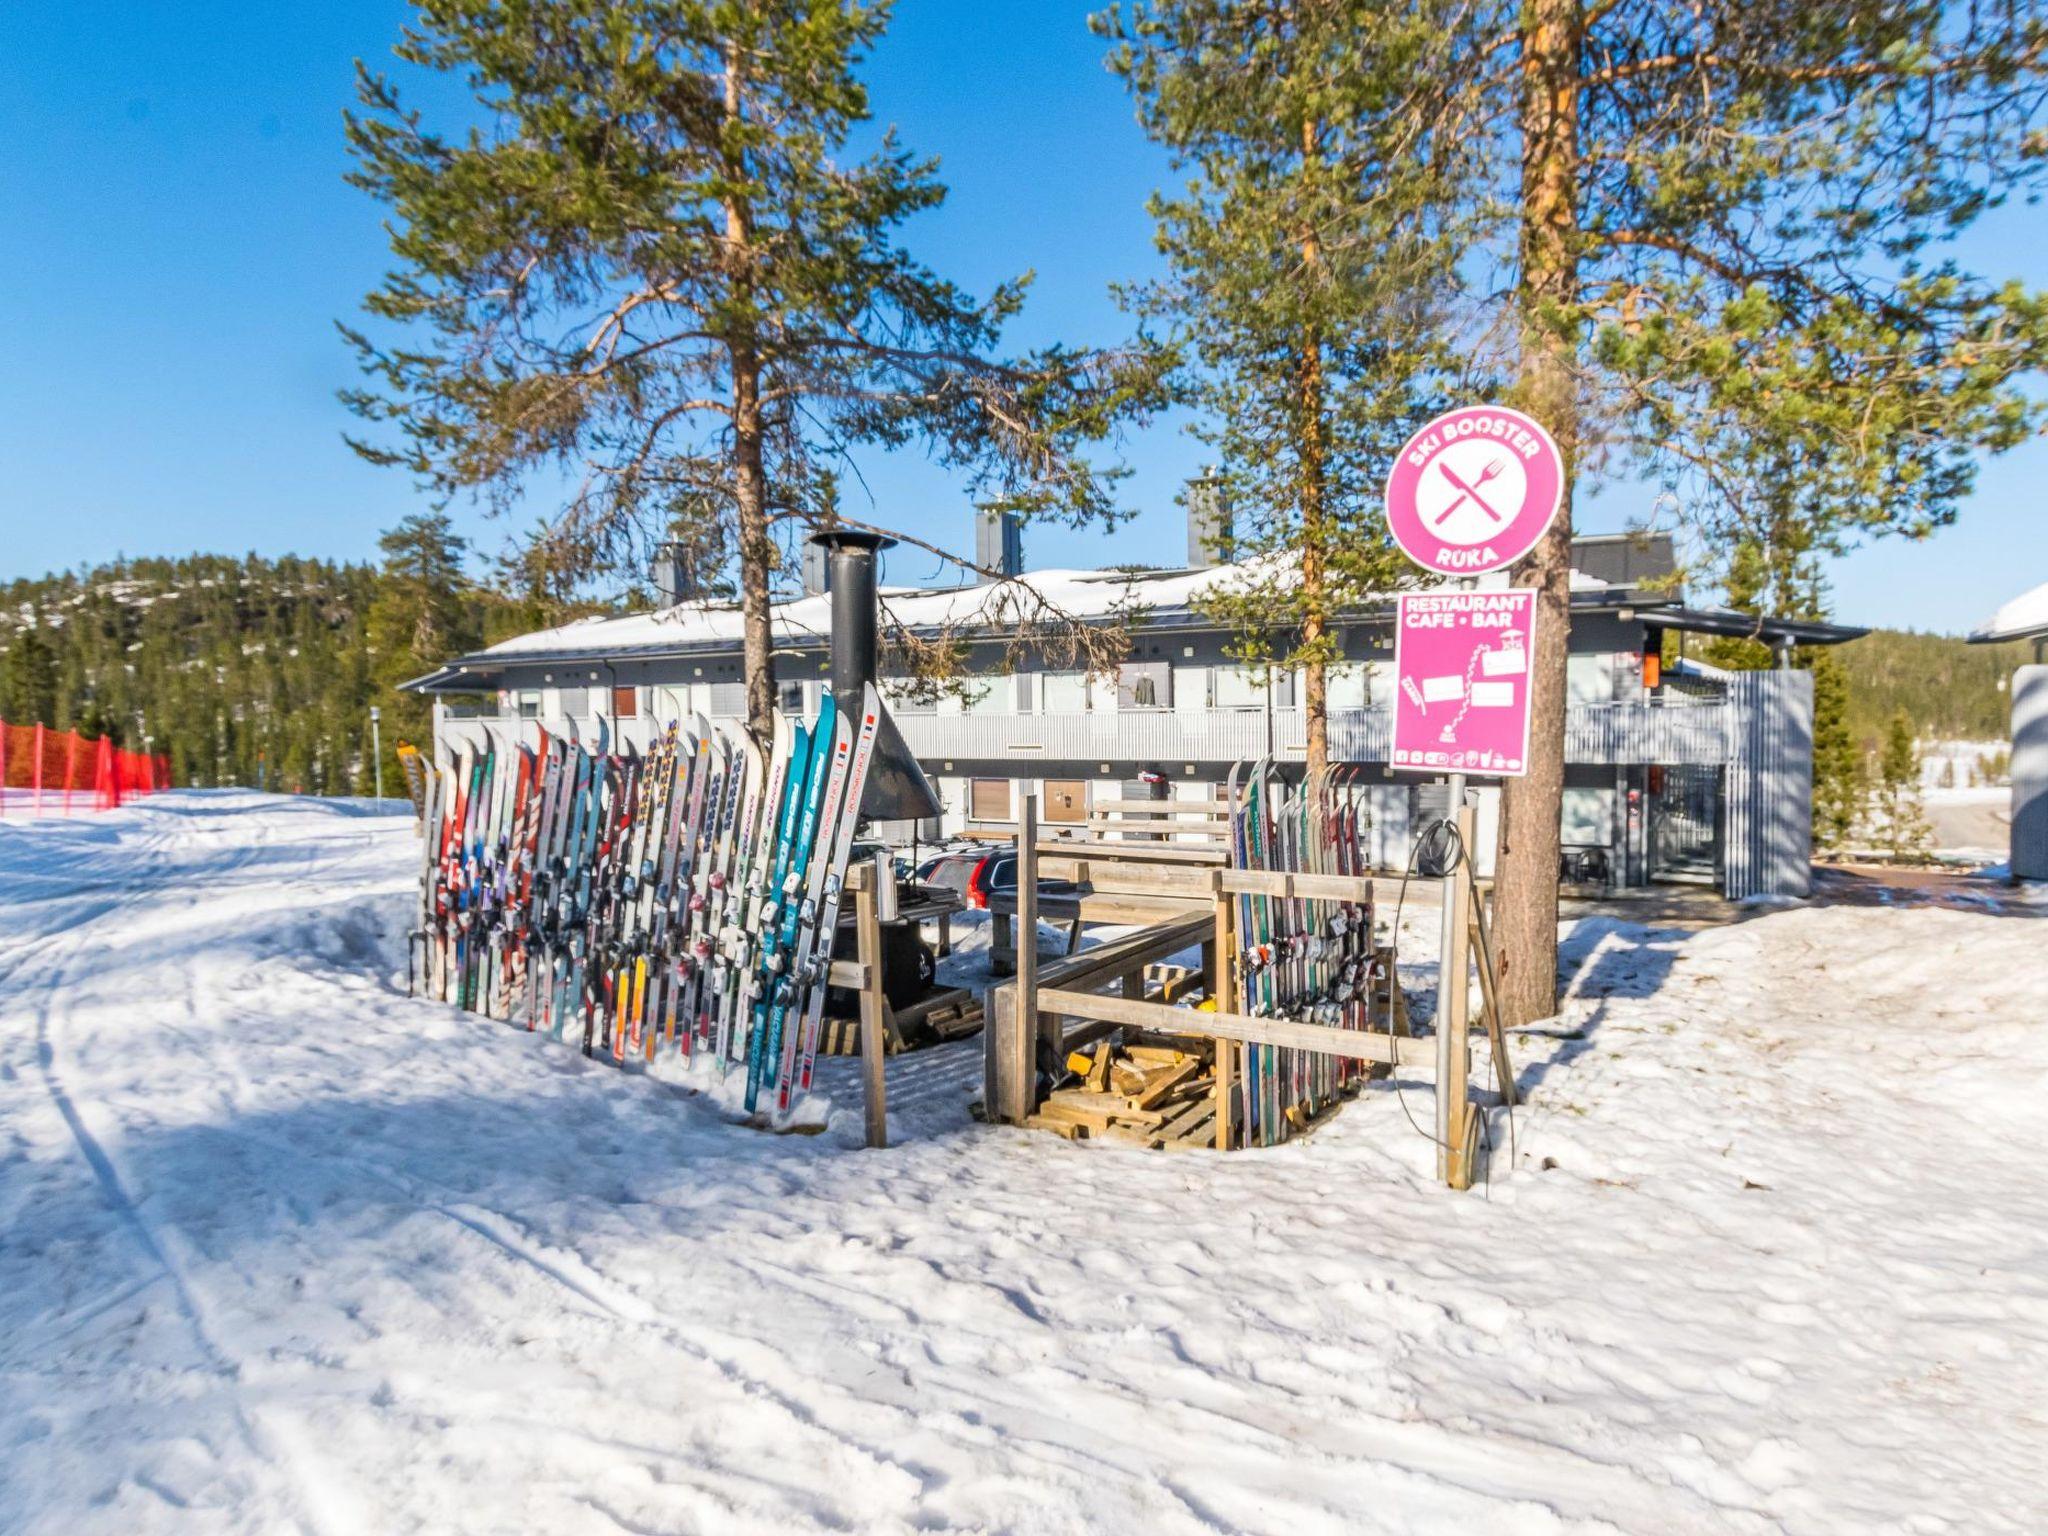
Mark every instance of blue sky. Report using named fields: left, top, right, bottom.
left=1, top=1, right=2041, bottom=635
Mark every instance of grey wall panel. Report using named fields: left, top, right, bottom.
left=1723, top=672, right=1813, bottom=900
left=2012, top=666, right=2048, bottom=881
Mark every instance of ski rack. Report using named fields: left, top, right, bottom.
left=410, top=707, right=901, bottom=1150
left=988, top=793, right=1514, bottom=1187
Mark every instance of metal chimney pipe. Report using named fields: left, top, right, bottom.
left=813, top=529, right=943, bottom=822
left=823, top=530, right=886, bottom=699
left=651, top=540, right=692, bottom=606
left=973, top=505, right=1024, bottom=582
left=1186, top=467, right=1229, bottom=569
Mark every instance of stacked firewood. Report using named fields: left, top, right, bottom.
left=1024, top=1037, right=1220, bottom=1149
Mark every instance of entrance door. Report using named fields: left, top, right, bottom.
left=1043, top=779, right=1087, bottom=824
left=1649, top=763, right=1721, bottom=883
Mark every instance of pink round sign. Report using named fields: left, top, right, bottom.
left=1384, top=405, right=1564, bottom=576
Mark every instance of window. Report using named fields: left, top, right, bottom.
left=965, top=677, right=1012, bottom=716
left=516, top=690, right=541, bottom=720
left=1041, top=671, right=1087, bottom=713
left=556, top=686, right=590, bottom=718
left=709, top=682, right=746, bottom=717
left=1214, top=667, right=1265, bottom=709
left=778, top=680, right=808, bottom=714
left=969, top=778, right=1013, bottom=822
left=1326, top=664, right=1367, bottom=711
left=611, top=685, right=639, bottom=718
left=881, top=677, right=935, bottom=715
left=1172, top=665, right=1209, bottom=714
left=1567, top=654, right=1616, bottom=706
left=1118, top=662, right=1170, bottom=710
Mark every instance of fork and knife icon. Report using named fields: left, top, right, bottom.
left=1430, top=455, right=1508, bottom=527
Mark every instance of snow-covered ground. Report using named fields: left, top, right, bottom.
left=0, top=786, right=116, bottom=818
left=3, top=793, right=2045, bottom=1535
left=1922, top=784, right=2013, bottom=865
left=1918, top=739, right=2007, bottom=793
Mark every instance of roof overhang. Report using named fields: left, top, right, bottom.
left=397, top=666, right=482, bottom=695
left=1966, top=622, right=2048, bottom=645
left=1639, top=605, right=1868, bottom=647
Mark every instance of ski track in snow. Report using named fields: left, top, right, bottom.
left=2, top=792, right=2044, bottom=1535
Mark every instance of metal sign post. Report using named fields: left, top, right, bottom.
left=370, top=706, right=383, bottom=801
left=1382, top=404, right=1563, bottom=1189
left=1435, top=770, right=1466, bottom=1181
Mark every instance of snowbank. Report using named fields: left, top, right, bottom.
left=3, top=794, right=2045, bottom=1534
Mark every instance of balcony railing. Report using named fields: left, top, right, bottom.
left=899, top=708, right=1295, bottom=765
left=438, top=698, right=1735, bottom=769
left=897, top=700, right=1733, bottom=767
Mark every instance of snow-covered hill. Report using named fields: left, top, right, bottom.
left=2, top=794, right=2044, bottom=1534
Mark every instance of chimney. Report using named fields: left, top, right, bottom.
left=800, top=539, right=831, bottom=597
left=814, top=530, right=943, bottom=822
left=973, top=505, right=1023, bottom=583
left=1187, top=467, right=1230, bottom=568
left=651, top=540, right=694, bottom=606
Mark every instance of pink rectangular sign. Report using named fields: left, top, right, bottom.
left=1391, top=590, right=1537, bottom=777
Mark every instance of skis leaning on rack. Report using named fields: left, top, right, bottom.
left=1223, top=762, right=1379, bottom=1148
left=407, top=685, right=884, bottom=1120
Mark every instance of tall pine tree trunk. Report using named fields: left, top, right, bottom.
left=732, top=357, right=776, bottom=744
left=723, top=45, right=777, bottom=746
left=1494, top=0, right=1581, bottom=1026
left=1299, top=336, right=1330, bottom=776
left=1298, top=118, right=1330, bottom=777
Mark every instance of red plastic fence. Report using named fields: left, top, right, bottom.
left=0, top=719, right=171, bottom=815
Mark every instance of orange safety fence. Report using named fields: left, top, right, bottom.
left=0, top=719, right=172, bottom=815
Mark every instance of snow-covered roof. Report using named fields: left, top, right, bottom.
left=462, top=557, right=1614, bottom=666
left=1970, top=580, right=2048, bottom=643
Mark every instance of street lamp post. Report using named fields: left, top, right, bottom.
left=370, top=706, right=383, bottom=801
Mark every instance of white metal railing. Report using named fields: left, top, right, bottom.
left=897, top=701, right=1731, bottom=767
left=438, top=698, right=1735, bottom=769
left=897, top=708, right=1299, bottom=764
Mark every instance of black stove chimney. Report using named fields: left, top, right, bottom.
left=813, top=530, right=942, bottom=822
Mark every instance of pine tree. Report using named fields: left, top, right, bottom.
left=1098, top=1, right=1464, bottom=771
left=1876, top=709, right=1933, bottom=861
left=366, top=513, right=478, bottom=793
left=1260, top=0, right=2048, bottom=1022
left=342, top=0, right=1163, bottom=740
left=1810, top=650, right=1863, bottom=854
left=3, top=624, right=59, bottom=727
